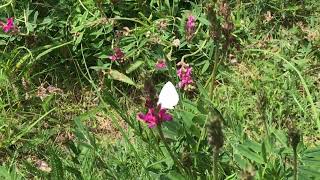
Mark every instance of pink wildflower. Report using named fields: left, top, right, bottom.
left=186, top=15, right=196, bottom=32
left=185, top=15, right=196, bottom=41
left=155, top=59, right=167, bottom=69
left=0, top=18, right=14, bottom=33
left=177, top=61, right=195, bottom=91
left=109, top=48, right=124, bottom=62
left=138, top=107, right=172, bottom=128
left=137, top=81, right=177, bottom=128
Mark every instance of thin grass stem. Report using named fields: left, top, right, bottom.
left=157, top=124, right=186, bottom=175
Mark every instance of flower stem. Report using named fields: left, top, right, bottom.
left=0, top=0, right=12, bottom=9
left=262, top=115, right=269, bottom=136
left=213, top=149, right=219, bottom=180
left=293, top=147, right=298, bottom=180
left=180, top=38, right=207, bottom=62
left=157, top=124, right=185, bottom=174
left=209, top=47, right=221, bottom=100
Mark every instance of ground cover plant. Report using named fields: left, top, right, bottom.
left=1, top=0, right=320, bottom=179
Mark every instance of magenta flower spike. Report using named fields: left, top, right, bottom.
left=185, top=15, right=196, bottom=41
left=155, top=59, right=167, bottom=69
left=1, top=18, right=14, bottom=33
left=137, top=81, right=179, bottom=128
left=177, top=61, right=195, bottom=91
left=186, top=15, right=196, bottom=32
left=109, top=47, right=124, bottom=62
left=137, top=107, right=172, bottom=128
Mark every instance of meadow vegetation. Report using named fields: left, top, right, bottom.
left=0, top=0, right=320, bottom=179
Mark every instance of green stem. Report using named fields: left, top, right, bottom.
left=0, top=0, right=12, bottom=9
left=181, top=38, right=207, bottom=63
left=209, top=47, right=221, bottom=100
left=263, top=117, right=269, bottom=136
left=157, top=124, right=185, bottom=174
left=262, top=111, right=269, bottom=136
left=259, top=103, right=269, bottom=136
left=149, top=128, right=164, bottom=156
left=78, top=0, right=95, bottom=16
left=293, top=147, right=298, bottom=180
left=213, top=149, right=219, bottom=180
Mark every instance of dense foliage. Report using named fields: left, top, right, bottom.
left=1, top=0, right=320, bottom=179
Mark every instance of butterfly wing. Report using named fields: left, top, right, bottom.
left=157, top=81, right=179, bottom=109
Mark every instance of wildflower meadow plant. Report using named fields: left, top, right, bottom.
left=137, top=81, right=186, bottom=173
left=109, top=47, right=124, bottom=62
left=138, top=81, right=178, bottom=128
left=155, top=59, right=167, bottom=70
left=0, top=17, right=14, bottom=32
left=2, top=1, right=320, bottom=179
left=177, top=61, right=195, bottom=91
left=138, top=106, right=172, bottom=128
left=186, top=15, right=196, bottom=40
left=172, top=38, right=180, bottom=47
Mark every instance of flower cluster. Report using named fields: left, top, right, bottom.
left=138, top=106, right=172, bottom=128
left=172, top=39, right=180, bottom=47
left=186, top=15, right=196, bottom=40
left=109, top=48, right=124, bottom=62
left=177, top=61, right=195, bottom=91
left=155, top=59, right=167, bottom=70
left=186, top=16, right=196, bottom=32
left=0, top=18, right=14, bottom=33
left=138, top=80, right=175, bottom=128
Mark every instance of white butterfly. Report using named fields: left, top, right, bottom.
left=157, top=81, right=179, bottom=109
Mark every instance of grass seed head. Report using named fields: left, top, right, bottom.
left=207, top=115, right=224, bottom=151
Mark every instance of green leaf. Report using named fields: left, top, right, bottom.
left=50, top=151, right=64, bottom=179
left=0, top=166, right=22, bottom=180
left=182, top=99, right=198, bottom=112
left=198, top=16, right=210, bottom=26
left=201, top=60, right=210, bottom=74
left=242, top=140, right=261, bottom=153
left=304, top=146, right=320, bottom=157
left=160, top=147, right=174, bottom=168
left=74, top=32, right=84, bottom=47
left=163, top=120, right=182, bottom=139
left=261, top=141, right=267, bottom=163
left=98, top=54, right=109, bottom=59
left=33, top=11, right=39, bottom=24
left=273, top=129, right=288, bottom=147
left=299, top=166, right=320, bottom=178
left=90, top=64, right=110, bottom=71
left=196, top=82, right=210, bottom=100
left=36, top=41, right=73, bottom=60
left=180, top=111, right=195, bottom=128
left=236, top=144, right=264, bottom=164
left=108, top=69, right=136, bottom=86
left=302, top=158, right=320, bottom=168
left=65, top=166, right=83, bottom=180
left=0, top=40, right=6, bottom=45
left=193, top=114, right=207, bottom=127
left=0, top=34, right=10, bottom=38
left=0, top=166, right=17, bottom=180
left=26, top=22, right=34, bottom=32
left=126, top=60, right=144, bottom=74
left=166, top=170, right=185, bottom=180
left=234, top=154, right=249, bottom=170
left=15, top=53, right=31, bottom=69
